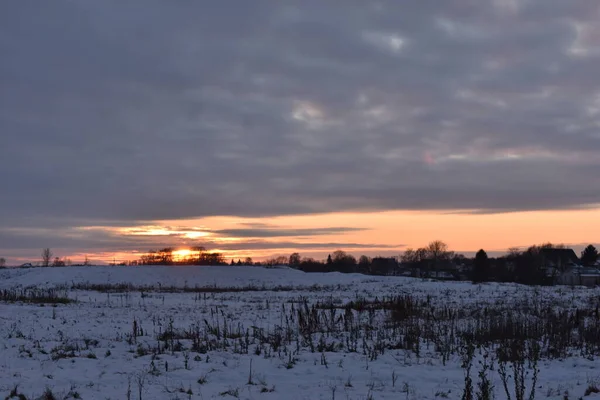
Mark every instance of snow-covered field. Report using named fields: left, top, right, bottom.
left=1, top=266, right=600, bottom=400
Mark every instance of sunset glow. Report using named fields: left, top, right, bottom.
left=172, top=248, right=193, bottom=261
left=23, top=208, right=597, bottom=265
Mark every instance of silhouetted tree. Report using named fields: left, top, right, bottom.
left=332, top=250, right=357, bottom=273
left=264, top=255, right=287, bottom=266
left=326, top=254, right=333, bottom=266
left=370, top=257, right=398, bottom=275
left=401, top=249, right=415, bottom=264
left=191, top=246, right=206, bottom=264
left=0, top=257, right=6, bottom=268
left=401, top=248, right=427, bottom=276
left=581, top=245, right=599, bottom=266
left=401, top=248, right=423, bottom=264
left=358, top=255, right=371, bottom=274
left=425, top=240, right=454, bottom=276
left=52, top=257, right=65, bottom=267
left=288, top=253, right=301, bottom=268
left=332, top=250, right=347, bottom=263
left=202, top=252, right=226, bottom=265
left=492, top=248, right=525, bottom=283
left=506, top=247, right=522, bottom=259
left=514, top=251, right=546, bottom=285
left=472, top=249, right=490, bottom=283
left=453, top=253, right=468, bottom=265
left=527, top=243, right=566, bottom=254
left=298, top=257, right=325, bottom=273
left=41, top=248, right=53, bottom=267
left=140, top=250, right=159, bottom=265
left=402, top=241, right=453, bottom=278
left=244, top=257, right=253, bottom=266
left=158, top=248, right=174, bottom=265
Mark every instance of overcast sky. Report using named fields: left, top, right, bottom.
left=1, top=1, right=599, bottom=263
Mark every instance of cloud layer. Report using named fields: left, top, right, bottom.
left=1, top=1, right=600, bottom=259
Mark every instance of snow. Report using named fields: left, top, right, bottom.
left=1, top=265, right=599, bottom=399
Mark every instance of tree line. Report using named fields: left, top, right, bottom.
left=469, top=243, right=599, bottom=285
left=272, top=241, right=599, bottom=287
left=38, top=248, right=91, bottom=267
left=136, top=247, right=226, bottom=266
left=8, top=241, right=600, bottom=287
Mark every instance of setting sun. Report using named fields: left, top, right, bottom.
left=172, top=248, right=193, bottom=261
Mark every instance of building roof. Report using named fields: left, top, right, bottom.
left=539, top=248, right=579, bottom=263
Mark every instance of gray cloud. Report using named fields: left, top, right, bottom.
left=212, top=227, right=367, bottom=238
left=1, top=0, right=600, bottom=259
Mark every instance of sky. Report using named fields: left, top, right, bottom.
left=1, top=1, right=600, bottom=265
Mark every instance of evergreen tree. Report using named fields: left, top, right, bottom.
left=472, top=249, right=490, bottom=283
left=581, top=245, right=599, bottom=266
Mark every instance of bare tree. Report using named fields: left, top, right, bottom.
left=264, top=255, right=288, bottom=266
left=158, top=247, right=174, bottom=265
left=0, top=257, right=6, bottom=268
left=358, top=255, right=371, bottom=265
left=425, top=240, right=452, bottom=261
left=191, top=246, right=206, bottom=264
left=401, top=249, right=416, bottom=264
left=288, top=252, right=301, bottom=268
left=42, top=248, right=53, bottom=267
left=52, top=257, right=66, bottom=267
left=331, top=250, right=357, bottom=273
left=402, top=241, right=453, bottom=277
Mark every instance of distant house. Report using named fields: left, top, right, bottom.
left=558, top=266, right=600, bottom=287
left=539, top=248, right=579, bottom=272
left=432, top=270, right=456, bottom=280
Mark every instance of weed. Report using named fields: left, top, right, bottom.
left=0, top=288, right=73, bottom=304
left=40, top=388, right=57, bottom=400
left=219, top=388, right=240, bottom=398
left=584, top=384, right=600, bottom=396
left=6, top=385, right=28, bottom=400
